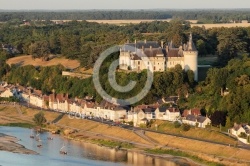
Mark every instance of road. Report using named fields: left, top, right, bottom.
left=89, top=117, right=250, bottom=150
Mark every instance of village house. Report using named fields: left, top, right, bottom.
left=49, top=93, right=57, bottom=110
left=82, top=101, right=97, bottom=117
left=19, top=86, right=30, bottom=102
left=182, top=115, right=211, bottom=128
left=0, top=87, right=13, bottom=98
left=68, top=99, right=82, bottom=114
left=55, top=94, right=69, bottom=112
left=155, top=107, right=180, bottom=121
left=127, top=105, right=157, bottom=126
left=29, top=89, right=43, bottom=108
left=229, top=123, right=250, bottom=144
left=95, top=100, right=127, bottom=122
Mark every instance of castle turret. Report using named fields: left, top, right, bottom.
left=183, top=33, right=198, bottom=81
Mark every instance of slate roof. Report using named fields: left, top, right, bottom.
left=121, top=41, right=160, bottom=51
left=185, top=115, right=207, bottom=123
left=159, top=107, right=167, bottom=112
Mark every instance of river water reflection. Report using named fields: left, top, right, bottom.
left=0, top=127, right=189, bottom=166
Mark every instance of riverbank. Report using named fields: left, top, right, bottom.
left=0, top=133, right=37, bottom=155
left=60, top=132, right=201, bottom=166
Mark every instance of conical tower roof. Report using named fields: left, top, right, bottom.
left=186, top=33, right=197, bottom=51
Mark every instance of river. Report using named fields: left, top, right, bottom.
left=0, top=127, right=192, bottom=166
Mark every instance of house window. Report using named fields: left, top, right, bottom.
left=138, top=61, right=140, bottom=65
left=154, top=66, right=156, bottom=71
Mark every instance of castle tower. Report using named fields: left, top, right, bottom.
left=183, top=33, right=198, bottom=81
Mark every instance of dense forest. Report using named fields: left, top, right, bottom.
left=1, top=20, right=250, bottom=68
left=178, top=55, right=250, bottom=125
left=0, top=9, right=250, bottom=23
left=0, top=18, right=249, bottom=125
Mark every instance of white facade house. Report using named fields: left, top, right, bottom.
left=164, top=108, right=180, bottom=121
left=29, top=95, right=43, bottom=108
left=182, top=115, right=211, bottom=128
left=127, top=110, right=146, bottom=127
left=69, top=101, right=82, bottom=114
left=155, top=107, right=180, bottom=121
left=0, top=88, right=13, bottom=98
left=230, top=123, right=250, bottom=144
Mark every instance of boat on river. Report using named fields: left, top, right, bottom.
left=59, top=144, right=67, bottom=155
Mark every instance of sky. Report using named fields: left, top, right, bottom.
left=0, top=0, right=250, bottom=10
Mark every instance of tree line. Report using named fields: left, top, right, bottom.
left=0, top=10, right=250, bottom=23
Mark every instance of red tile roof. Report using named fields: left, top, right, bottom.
left=182, top=108, right=201, bottom=117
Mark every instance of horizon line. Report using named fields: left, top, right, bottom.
left=1, top=8, right=250, bottom=11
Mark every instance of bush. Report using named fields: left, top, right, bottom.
left=174, top=121, right=181, bottom=128
left=182, top=124, right=191, bottom=131
left=238, top=132, right=247, bottom=139
left=33, top=111, right=47, bottom=126
left=128, top=121, right=133, bottom=126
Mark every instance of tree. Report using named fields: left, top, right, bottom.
left=33, top=111, right=47, bottom=126
left=196, top=39, right=207, bottom=56
left=210, top=111, right=227, bottom=126
left=182, top=124, right=191, bottom=131
left=29, top=41, right=50, bottom=60
left=217, top=28, right=247, bottom=63
left=225, top=116, right=232, bottom=129
left=187, top=70, right=195, bottom=86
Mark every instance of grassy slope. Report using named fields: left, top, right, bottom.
left=0, top=105, right=60, bottom=125
left=145, top=131, right=250, bottom=161
left=57, top=116, right=151, bottom=145
left=6, top=55, right=80, bottom=69
left=150, top=120, right=236, bottom=145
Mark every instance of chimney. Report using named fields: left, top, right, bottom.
left=144, top=39, right=147, bottom=43
left=161, top=41, right=164, bottom=48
